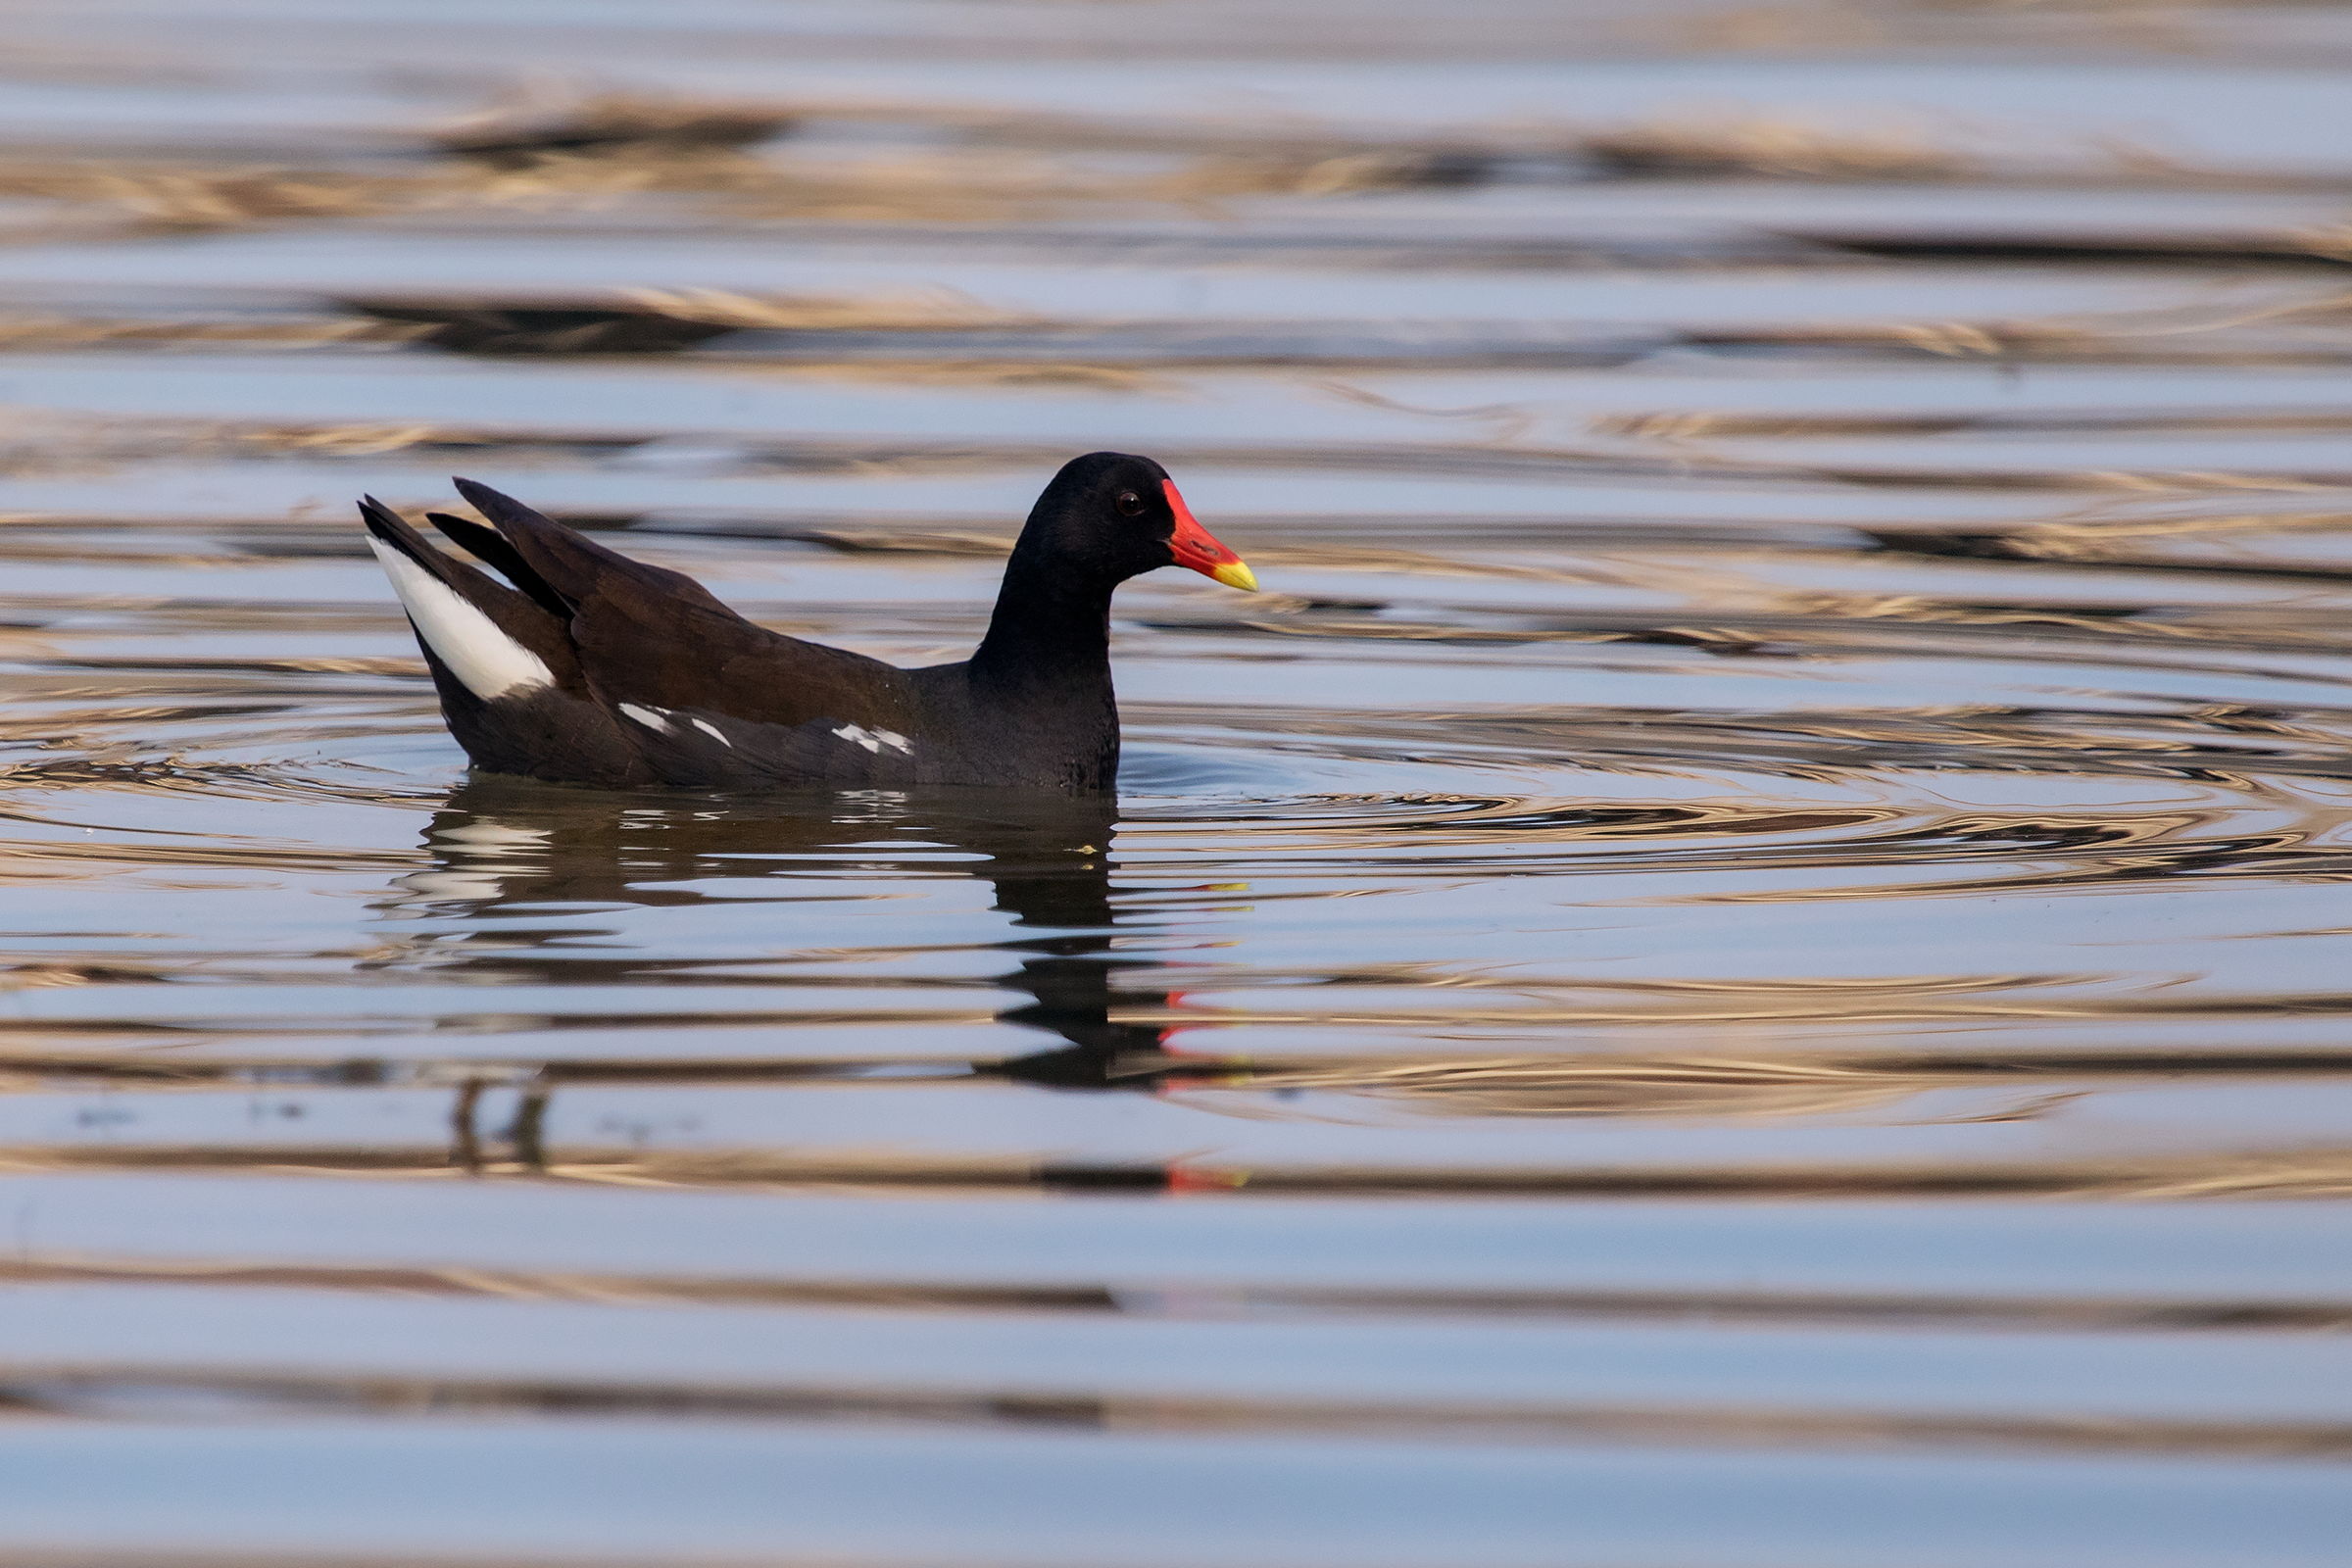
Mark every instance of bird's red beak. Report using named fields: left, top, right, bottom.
left=1162, top=479, right=1257, bottom=591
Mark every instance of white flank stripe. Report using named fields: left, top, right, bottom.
left=689, top=717, right=733, bottom=747
left=619, top=704, right=676, bottom=735
left=872, top=728, right=912, bottom=756
left=832, top=724, right=883, bottom=754
left=368, top=538, right=554, bottom=701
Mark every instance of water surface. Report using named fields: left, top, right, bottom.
left=3, top=2, right=2352, bottom=1564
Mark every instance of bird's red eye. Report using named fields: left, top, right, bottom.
left=1115, top=490, right=1146, bottom=517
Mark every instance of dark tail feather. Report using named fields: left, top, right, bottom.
left=358, top=493, right=563, bottom=656
left=360, top=495, right=473, bottom=592
left=427, top=512, right=571, bottom=620
left=357, top=491, right=578, bottom=700
left=452, top=475, right=731, bottom=615
left=451, top=475, right=563, bottom=531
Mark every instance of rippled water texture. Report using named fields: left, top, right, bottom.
left=4, top=1, right=2352, bottom=1564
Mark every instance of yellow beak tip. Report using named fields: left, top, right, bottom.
left=1209, top=561, right=1258, bottom=592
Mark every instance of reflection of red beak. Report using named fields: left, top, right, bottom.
left=1162, top=479, right=1257, bottom=591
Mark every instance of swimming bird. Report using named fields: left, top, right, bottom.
left=359, top=452, right=1256, bottom=792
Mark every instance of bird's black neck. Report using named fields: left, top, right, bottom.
left=969, top=540, right=1117, bottom=697
left=963, top=542, right=1122, bottom=791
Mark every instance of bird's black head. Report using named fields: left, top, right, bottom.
left=1015, top=452, right=1255, bottom=592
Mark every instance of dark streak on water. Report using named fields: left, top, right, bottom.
left=4, top=1, right=2352, bottom=1564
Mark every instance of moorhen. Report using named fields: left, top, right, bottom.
left=361, top=452, right=1256, bottom=792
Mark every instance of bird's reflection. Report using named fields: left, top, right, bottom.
left=387, top=776, right=1182, bottom=1094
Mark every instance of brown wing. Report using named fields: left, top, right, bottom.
left=450, top=477, right=918, bottom=734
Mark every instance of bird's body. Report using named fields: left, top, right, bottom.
left=362, top=455, right=1253, bottom=794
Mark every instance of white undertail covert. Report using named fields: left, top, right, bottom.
left=368, top=537, right=556, bottom=701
